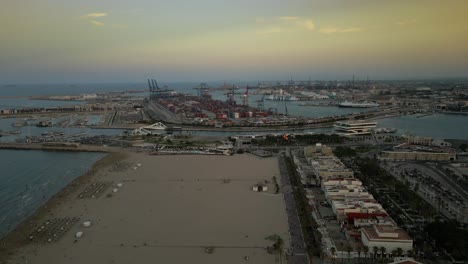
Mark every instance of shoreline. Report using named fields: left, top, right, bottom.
left=1, top=152, right=290, bottom=264
left=0, top=151, right=128, bottom=260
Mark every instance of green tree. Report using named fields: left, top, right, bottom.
left=265, top=234, right=284, bottom=263
left=363, top=246, right=369, bottom=261
left=331, top=247, right=337, bottom=263
left=356, top=246, right=362, bottom=262
left=379, top=247, right=386, bottom=258
left=346, top=245, right=353, bottom=263
left=396, top=247, right=403, bottom=257
left=373, top=246, right=379, bottom=259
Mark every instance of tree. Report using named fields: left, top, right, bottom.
left=265, top=234, right=284, bottom=263
left=331, top=247, right=337, bottom=263
left=356, top=246, right=362, bottom=262
left=396, top=247, right=403, bottom=257
left=346, top=245, right=353, bottom=263
left=363, top=246, right=369, bottom=261
left=373, top=246, right=379, bottom=259
left=460, top=143, right=467, bottom=151
left=379, top=246, right=386, bottom=258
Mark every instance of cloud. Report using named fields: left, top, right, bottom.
left=91, top=20, right=105, bottom=27
left=280, top=16, right=300, bottom=21
left=81, top=12, right=108, bottom=27
left=340, top=27, right=364, bottom=33
left=83, top=13, right=108, bottom=19
left=319, top=26, right=365, bottom=34
left=395, top=19, right=416, bottom=26
left=300, top=19, right=315, bottom=30
left=279, top=16, right=315, bottom=31
left=319, top=27, right=338, bottom=34
left=255, top=16, right=315, bottom=34
left=256, top=27, right=282, bottom=35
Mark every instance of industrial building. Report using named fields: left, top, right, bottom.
left=381, top=149, right=455, bottom=161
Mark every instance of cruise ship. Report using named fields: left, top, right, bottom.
left=265, top=94, right=299, bottom=101
left=334, top=121, right=378, bottom=136
left=338, top=101, right=379, bottom=108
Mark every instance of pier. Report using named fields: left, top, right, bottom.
left=0, top=143, right=120, bottom=153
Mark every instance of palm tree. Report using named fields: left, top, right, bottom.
left=275, top=236, right=284, bottom=263
left=396, top=247, right=403, bottom=257
left=265, top=234, right=284, bottom=263
left=379, top=246, right=386, bottom=259
left=413, top=247, right=420, bottom=259
left=357, top=246, right=362, bottom=263
left=373, top=246, right=379, bottom=259
left=331, top=247, right=337, bottom=263
left=346, top=245, right=353, bottom=263
left=363, top=246, right=369, bottom=262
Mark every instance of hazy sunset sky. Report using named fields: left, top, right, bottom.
left=1, top=0, right=467, bottom=83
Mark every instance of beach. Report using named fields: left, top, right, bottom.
left=1, top=153, right=290, bottom=264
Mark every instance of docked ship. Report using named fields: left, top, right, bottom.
left=338, top=101, right=379, bottom=108
left=334, top=121, right=378, bottom=136
left=12, top=120, right=27, bottom=127
left=36, top=121, right=52, bottom=127
left=265, top=94, right=299, bottom=101
left=373, top=127, right=397, bottom=134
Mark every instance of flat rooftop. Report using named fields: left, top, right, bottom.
left=362, top=225, right=412, bottom=241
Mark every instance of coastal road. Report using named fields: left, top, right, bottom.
left=278, top=156, right=310, bottom=264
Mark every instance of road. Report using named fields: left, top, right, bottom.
left=278, top=156, right=310, bottom=264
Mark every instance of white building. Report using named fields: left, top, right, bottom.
left=309, top=156, right=354, bottom=181
left=361, top=225, right=413, bottom=253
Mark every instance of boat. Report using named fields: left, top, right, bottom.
left=0, top=130, right=22, bottom=136
left=265, top=94, right=299, bottom=101
left=12, top=120, right=27, bottom=127
left=373, top=127, right=397, bottom=134
left=36, top=121, right=52, bottom=127
left=338, top=101, right=379, bottom=108
left=41, top=131, right=64, bottom=136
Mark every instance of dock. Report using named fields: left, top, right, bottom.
left=0, top=143, right=120, bottom=153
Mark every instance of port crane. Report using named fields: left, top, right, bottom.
left=256, top=94, right=265, bottom=109
left=147, top=78, right=174, bottom=99
left=241, top=85, right=250, bottom=106
left=193, top=82, right=211, bottom=98
left=224, top=85, right=241, bottom=105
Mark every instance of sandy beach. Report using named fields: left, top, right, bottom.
left=1, top=153, right=290, bottom=264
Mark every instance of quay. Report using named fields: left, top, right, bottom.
left=0, top=143, right=120, bottom=153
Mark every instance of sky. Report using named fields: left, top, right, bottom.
left=1, top=0, right=467, bottom=83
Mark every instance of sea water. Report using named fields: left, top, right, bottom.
left=0, top=150, right=105, bottom=238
